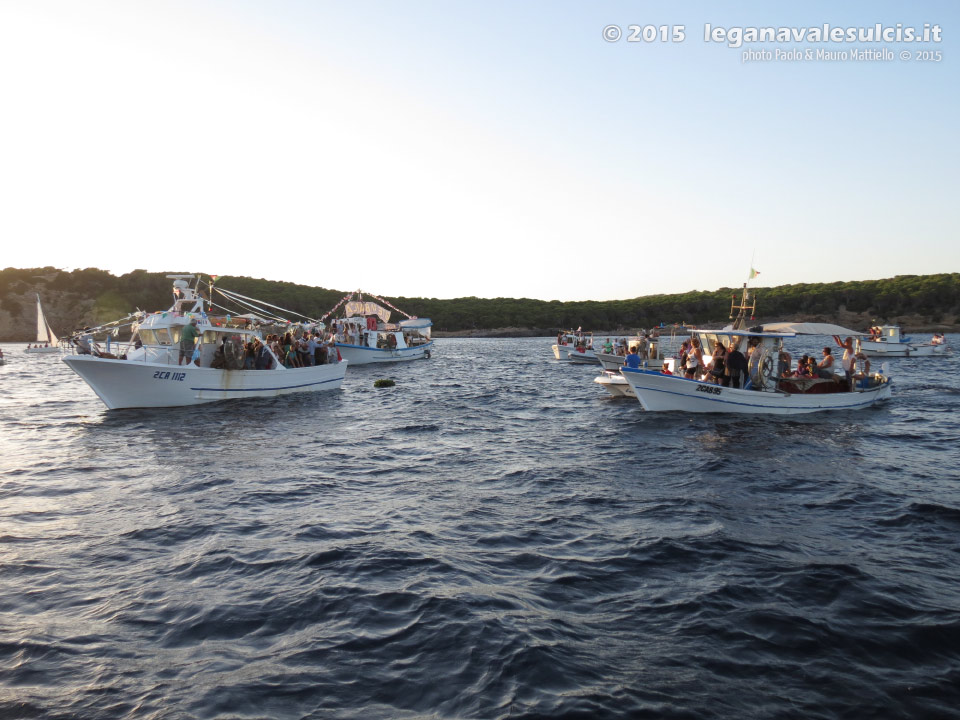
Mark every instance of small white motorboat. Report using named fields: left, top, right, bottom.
left=593, top=330, right=687, bottom=397
left=594, top=370, right=635, bottom=398
left=552, top=330, right=598, bottom=363
left=24, top=295, right=61, bottom=354
left=857, top=325, right=948, bottom=357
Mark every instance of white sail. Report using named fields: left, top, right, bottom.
left=35, top=295, right=59, bottom=344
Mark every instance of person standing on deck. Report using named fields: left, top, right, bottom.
left=179, top=318, right=201, bottom=366
left=839, top=337, right=856, bottom=388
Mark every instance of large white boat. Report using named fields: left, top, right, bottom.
left=858, top=325, right=948, bottom=357
left=621, top=330, right=891, bottom=414
left=324, top=291, right=433, bottom=366
left=619, top=287, right=892, bottom=415
left=24, top=295, right=61, bottom=354
left=62, top=275, right=347, bottom=410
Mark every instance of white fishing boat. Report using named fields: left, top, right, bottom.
left=24, top=295, right=60, bottom=354
left=858, top=325, right=948, bottom=357
left=620, top=287, right=892, bottom=415
left=323, top=291, right=433, bottom=366
left=62, top=275, right=347, bottom=410
left=552, top=330, right=598, bottom=363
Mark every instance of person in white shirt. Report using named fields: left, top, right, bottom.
left=839, top=337, right=857, bottom=388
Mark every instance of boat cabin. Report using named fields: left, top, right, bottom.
left=866, top=325, right=905, bottom=344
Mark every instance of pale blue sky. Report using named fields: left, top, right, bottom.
left=0, top=1, right=956, bottom=300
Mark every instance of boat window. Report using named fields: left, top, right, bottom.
left=699, top=333, right=719, bottom=349
left=154, top=328, right=171, bottom=344
left=203, top=330, right=219, bottom=343
left=139, top=329, right=156, bottom=345
left=169, top=327, right=181, bottom=343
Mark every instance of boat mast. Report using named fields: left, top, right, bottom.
left=729, top=284, right=756, bottom=331
left=167, top=274, right=204, bottom=315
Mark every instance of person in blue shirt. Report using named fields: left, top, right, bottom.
left=305, top=334, right=319, bottom=366
left=625, top=345, right=642, bottom=369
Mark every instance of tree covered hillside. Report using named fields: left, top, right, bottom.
left=0, top=267, right=957, bottom=341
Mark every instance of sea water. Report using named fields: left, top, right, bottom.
left=1, top=337, right=959, bottom=718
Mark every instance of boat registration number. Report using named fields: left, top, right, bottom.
left=696, top=384, right=721, bottom=395
left=153, top=371, right=186, bottom=382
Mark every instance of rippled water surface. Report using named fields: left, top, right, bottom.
left=2, top=337, right=960, bottom=719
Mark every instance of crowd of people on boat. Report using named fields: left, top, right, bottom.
left=203, top=329, right=341, bottom=370
left=671, top=338, right=750, bottom=388
left=664, top=335, right=874, bottom=391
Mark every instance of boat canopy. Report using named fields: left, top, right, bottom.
left=759, top=322, right=866, bottom=336
left=708, top=329, right=795, bottom=339
left=398, top=318, right=432, bottom=330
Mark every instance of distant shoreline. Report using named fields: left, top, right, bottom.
left=432, top=322, right=960, bottom=339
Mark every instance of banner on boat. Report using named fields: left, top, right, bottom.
left=344, top=301, right=391, bottom=323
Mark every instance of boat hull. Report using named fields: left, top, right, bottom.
left=594, top=371, right=635, bottom=398
left=334, top=341, right=432, bottom=366
left=620, top=367, right=891, bottom=414
left=595, top=352, right=627, bottom=370
left=552, top=344, right=598, bottom=362
left=62, top=355, right=347, bottom=409
left=24, top=347, right=60, bottom=354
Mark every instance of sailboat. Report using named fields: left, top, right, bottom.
left=24, top=294, right=61, bottom=354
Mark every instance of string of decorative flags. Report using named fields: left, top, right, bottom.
left=320, top=290, right=356, bottom=322
left=364, top=292, right=415, bottom=320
